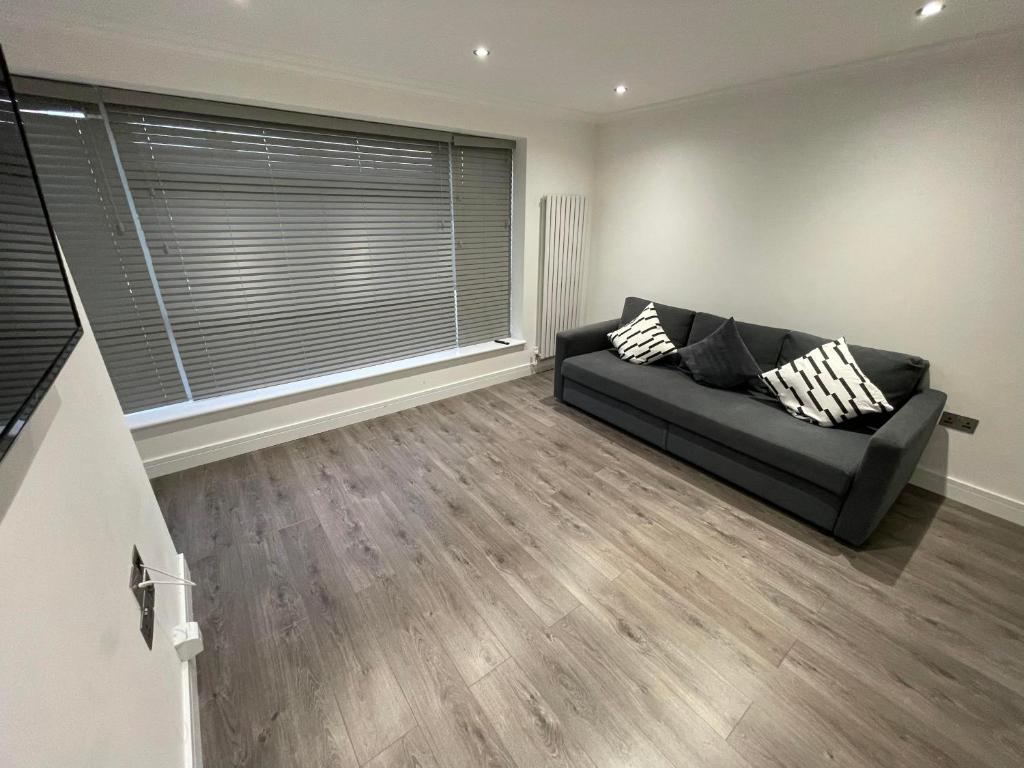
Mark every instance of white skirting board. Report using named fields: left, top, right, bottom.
left=143, top=363, right=533, bottom=477
left=910, top=467, right=1024, bottom=527
left=178, top=553, right=202, bottom=768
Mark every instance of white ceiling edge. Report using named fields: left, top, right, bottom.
left=5, top=14, right=1023, bottom=127
left=1, top=13, right=598, bottom=125
left=600, top=25, right=1024, bottom=124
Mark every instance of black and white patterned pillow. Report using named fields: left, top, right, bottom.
left=761, top=337, right=893, bottom=426
left=608, top=302, right=677, bottom=364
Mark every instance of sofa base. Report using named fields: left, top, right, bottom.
left=664, top=425, right=842, bottom=531
left=562, top=378, right=668, bottom=449
left=561, top=377, right=843, bottom=532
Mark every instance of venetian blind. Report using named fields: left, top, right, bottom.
left=451, top=142, right=513, bottom=345
left=107, top=104, right=458, bottom=399
left=19, top=97, right=187, bottom=412
left=16, top=77, right=515, bottom=413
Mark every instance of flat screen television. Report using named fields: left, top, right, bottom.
left=0, top=45, right=82, bottom=461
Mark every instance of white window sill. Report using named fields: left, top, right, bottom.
left=125, top=338, right=526, bottom=431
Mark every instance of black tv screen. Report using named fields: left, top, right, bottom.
left=0, top=45, right=82, bottom=461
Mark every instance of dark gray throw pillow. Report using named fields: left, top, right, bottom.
left=677, top=317, right=764, bottom=390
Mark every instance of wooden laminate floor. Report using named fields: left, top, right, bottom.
left=154, top=373, right=1024, bottom=768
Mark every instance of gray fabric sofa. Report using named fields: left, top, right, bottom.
left=554, top=297, right=946, bottom=545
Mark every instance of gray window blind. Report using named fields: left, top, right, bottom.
left=0, top=98, right=79, bottom=423
left=107, top=104, right=458, bottom=399
left=452, top=144, right=512, bottom=345
left=19, top=97, right=187, bottom=412
left=15, top=77, right=514, bottom=414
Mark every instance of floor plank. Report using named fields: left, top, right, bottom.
left=352, top=491, right=510, bottom=685
left=362, top=728, right=441, bottom=768
left=577, top=569, right=768, bottom=737
left=511, top=620, right=677, bottom=768
left=470, top=659, right=599, bottom=768
left=262, top=620, right=360, bottom=768
left=552, top=606, right=751, bottom=768
left=357, top=573, right=519, bottom=768
left=278, top=520, right=417, bottom=764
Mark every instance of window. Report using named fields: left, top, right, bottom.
left=17, top=79, right=514, bottom=414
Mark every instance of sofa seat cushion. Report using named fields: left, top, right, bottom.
left=561, top=350, right=869, bottom=495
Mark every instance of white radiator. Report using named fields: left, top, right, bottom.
left=537, top=194, right=590, bottom=360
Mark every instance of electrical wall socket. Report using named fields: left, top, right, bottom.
left=939, top=411, right=979, bottom=434
left=129, top=546, right=155, bottom=649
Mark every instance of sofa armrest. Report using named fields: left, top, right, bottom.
left=553, top=318, right=619, bottom=400
left=833, top=388, right=946, bottom=546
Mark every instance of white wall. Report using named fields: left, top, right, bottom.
left=0, top=19, right=597, bottom=475
left=0, top=333, right=185, bottom=764
left=589, top=33, right=1024, bottom=519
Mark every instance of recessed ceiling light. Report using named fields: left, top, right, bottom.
left=916, top=1, right=944, bottom=18
left=614, top=84, right=628, bottom=95
left=473, top=47, right=490, bottom=58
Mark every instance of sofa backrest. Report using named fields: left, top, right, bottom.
left=687, top=312, right=788, bottom=372
left=779, top=331, right=929, bottom=409
left=617, top=298, right=929, bottom=408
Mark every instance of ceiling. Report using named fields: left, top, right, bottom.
left=3, top=0, right=1023, bottom=117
